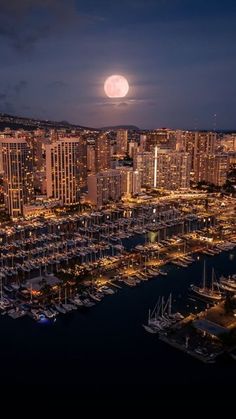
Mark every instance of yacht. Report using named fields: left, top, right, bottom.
left=191, top=263, right=222, bottom=301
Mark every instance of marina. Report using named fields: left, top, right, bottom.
left=0, top=246, right=236, bottom=398
left=0, top=198, right=235, bottom=323
left=0, top=195, right=235, bottom=396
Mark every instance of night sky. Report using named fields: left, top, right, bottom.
left=0, top=0, right=236, bottom=129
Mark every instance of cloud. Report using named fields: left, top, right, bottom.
left=0, top=0, right=81, bottom=52
left=96, top=98, right=157, bottom=108
left=0, top=80, right=28, bottom=114
left=0, top=101, right=15, bottom=113
left=14, top=80, right=28, bottom=94
left=47, top=80, right=68, bottom=89
left=116, top=102, right=129, bottom=107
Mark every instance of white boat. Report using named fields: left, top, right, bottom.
left=54, top=304, right=66, bottom=314
left=191, top=263, right=222, bottom=301
left=142, top=324, right=158, bottom=334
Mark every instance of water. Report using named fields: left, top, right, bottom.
left=1, top=249, right=236, bottom=402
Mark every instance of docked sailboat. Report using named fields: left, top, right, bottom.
left=143, top=294, right=184, bottom=334
left=190, top=263, right=222, bottom=301
left=219, top=275, right=236, bottom=290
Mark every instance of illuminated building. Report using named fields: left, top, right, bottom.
left=77, top=137, right=87, bottom=191
left=95, top=133, right=111, bottom=172
left=46, top=137, right=83, bottom=205
left=128, top=141, right=138, bottom=159
left=145, top=130, right=176, bottom=152
left=175, top=131, right=217, bottom=181
left=198, top=154, right=229, bottom=186
left=193, top=132, right=217, bottom=181
left=153, top=148, right=190, bottom=190
left=0, top=137, right=33, bottom=218
left=133, top=151, right=154, bottom=188
left=116, top=129, right=128, bottom=156
left=88, top=170, right=121, bottom=208
left=87, top=144, right=96, bottom=173
left=139, top=134, right=147, bottom=152
left=116, top=167, right=141, bottom=197
left=221, top=134, right=236, bottom=152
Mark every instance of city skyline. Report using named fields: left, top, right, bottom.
left=0, top=0, right=236, bottom=129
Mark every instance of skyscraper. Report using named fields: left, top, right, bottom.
left=46, top=137, right=83, bottom=205
left=175, top=131, right=217, bottom=181
left=0, top=137, right=33, bottom=218
left=117, top=167, right=141, bottom=197
left=116, top=129, right=128, bottom=156
left=87, top=144, right=96, bottom=173
left=198, top=153, right=229, bottom=186
left=88, top=169, right=121, bottom=208
left=133, top=151, right=154, bottom=188
left=95, top=133, right=111, bottom=172
left=128, top=141, right=138, bottom=159
left=153, top=148, right=190, bottom=190
left=77, top=137, right=87, bottom=191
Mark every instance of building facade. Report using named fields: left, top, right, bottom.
left=134, top=151, right=154, bottom=188
left=117, top=167, right=141, bottom=197
left=46, top=137, right=83, bottom=205
left=95, top=133, right=111, bottom=172
left=116, top=129, right=128, bottom=156
left=154, top=149, right=190, bottom=190
left=88, top=170, right=122, bottom=208
left=0, top=137, right=33, bottom=218
left=198, top=154, right=229, bottom=186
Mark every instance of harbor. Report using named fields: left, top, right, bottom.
left=1, top=225, right=236, bottom=321
left=0, top=246, right=236, bottom=398
left=0, top=194, right=235, bottom=323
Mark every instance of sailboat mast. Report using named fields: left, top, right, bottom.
left=203, top=261, right=206, bottom=289
left=211, top=268, right=214, bottom=291
left=161, top=296, right=164, bottom=317
left=168, top=293, right=172, bottom=316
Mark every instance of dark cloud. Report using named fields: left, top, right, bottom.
left=47, top=81, right=68, bottom=89
left=0, top=81, right=28, bottom=115
left=0, top=93, right=7, bottom=100
left=116, top=102, right=129, bottom=107
left=97, top=98, right=157, bottom=108
left=14, top=80, right=28, bottom=95
left=0, top=101, right=15, bottom=113
left=0, top=0, right=80, bottom=52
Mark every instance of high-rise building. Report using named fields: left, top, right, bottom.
left=198, top=154, right=229, bottom=186
left=153, top=148, right=190, bottom=190
left=95, top=133, right=111, bottom=172
left=46, top=137, right=83, bottom=205
left=87, top=144, right=96, bottom=173
left=77, top=137, right=87, bottom=191
left=133, top=151, right=154, bottom=188
left=88, top=170, right=121, bottom=208
left=222, top=134, right=236, bottom=152
left=139, top=135, right=147, bottom=152
left=0, top=137, right=33, bottom=218
left=117, top=167, right=141, bottom=197
left=128, top=141, right=138, bottom=159
left=116, top=129, right=128, bottom=156
left=193, top=132, right=217, bottom=181
left=145, top=130, right=176, bottom=152
left=175, top=131, right=217, bottom=181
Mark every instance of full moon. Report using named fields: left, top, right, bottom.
left=104, top=75, right=129, bottom=98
